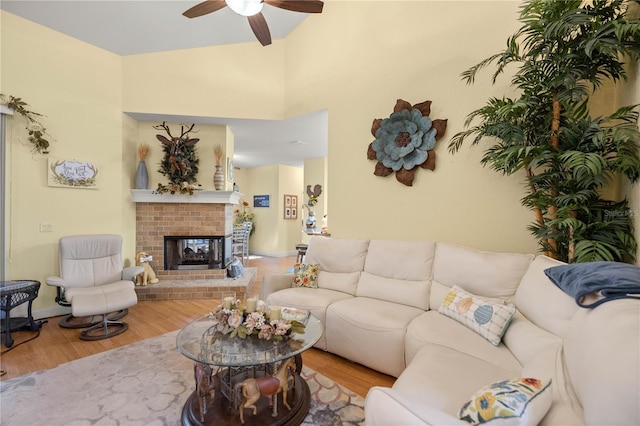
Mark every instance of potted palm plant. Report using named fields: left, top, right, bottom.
left=449, top=0, right=640, bottom=263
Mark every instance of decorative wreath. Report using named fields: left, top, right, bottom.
left=367, top=99, right=447, bottom=186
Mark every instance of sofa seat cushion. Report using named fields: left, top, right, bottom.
left=264, top=287, right=352, bottom=350
left=365, top=386, right=468, bottom=425
left=325, top=297, right=424, bottom=377
left=405, top=311, right=522, bottom=371
left=393, top=343, right=520, bottom=420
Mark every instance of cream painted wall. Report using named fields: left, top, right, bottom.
left=1, top=12, right=126, bottom=314
left=122, top=42, right=287, bottom=120
left=122, top=114, right=139, bottom=260
left=233, top=167, right=250, bottom=199
left=134, top=120, right=228, bottom=191
left=246, top=165, right=279, bottom=253
left=242, top=164, right=304, bottom=256
left=282, top=1, right=541, bottom=254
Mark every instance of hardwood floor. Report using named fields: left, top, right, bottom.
left=0, top=255, right=395, bottom=398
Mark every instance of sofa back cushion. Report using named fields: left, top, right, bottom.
left=358, top=240, right=435, bottom=310
left=563, top=299, right=639, bottom=426
left=514, top=255, right=578, bottom=337
left=431, top=243, right=534, bottom=309
left=305, top=237, right=369, bottom=296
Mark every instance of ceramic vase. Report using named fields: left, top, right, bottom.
left=135, top=160, right=148, bottom=189
left=214, top=165, right=224, bottom=190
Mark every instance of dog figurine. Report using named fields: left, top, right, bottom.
left=135, top=251, right=159, bottom=286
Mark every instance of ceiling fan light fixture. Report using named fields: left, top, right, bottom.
left=226, top=0, right=264, bottom=16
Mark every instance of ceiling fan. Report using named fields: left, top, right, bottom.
left=183, top=0, right=324, bottom=46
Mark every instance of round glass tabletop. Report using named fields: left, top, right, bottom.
left=176, top=314, right=322, bottom=367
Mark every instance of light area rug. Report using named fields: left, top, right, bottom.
left=0, top=330, right=364, bottom=426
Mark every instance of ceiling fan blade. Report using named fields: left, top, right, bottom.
left=264, top=0, right=324, bottom=14
left=248, top=13, right=272, bottom=46
left=183, top=0, right=227, bottom=18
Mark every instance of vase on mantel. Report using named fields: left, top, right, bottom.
left=213, top=165, right=224, bottom=190
left=136, top=160, right=149, bottom=189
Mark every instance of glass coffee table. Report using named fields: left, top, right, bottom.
left=177, top=313, right=322, bottom=426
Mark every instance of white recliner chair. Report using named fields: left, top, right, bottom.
left=46, top=234, right=142, bottom=340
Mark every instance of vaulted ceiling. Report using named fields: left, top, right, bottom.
left=1, top=0, right=328, bottom=169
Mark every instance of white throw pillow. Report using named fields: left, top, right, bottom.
left=459, top=378, right=553, bottom=425
left=438, top=285, right=516, bottom=345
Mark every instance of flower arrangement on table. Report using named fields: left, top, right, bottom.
left=234, top=201, right=255, bottom=235
left=208, top=298, right=305, bottom=341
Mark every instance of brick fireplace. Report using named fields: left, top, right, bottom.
left=132, top=190, right=242, bottom=281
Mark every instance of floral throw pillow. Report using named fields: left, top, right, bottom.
left=438, top=285, right=516, bottom=345
left=292, top=263, right=319, bottom=288
left=459, top=378, right=553, bottom=425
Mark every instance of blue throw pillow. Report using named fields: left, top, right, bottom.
left=544, top=261, right=640, bottom=308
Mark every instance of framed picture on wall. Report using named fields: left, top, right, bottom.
left=254, top=195, right=270, bottom=207
left=284, top=195, right=297, bottom=219
left=48, top=159, right=99, bottom=189
left=227, top=158, right=234, bottom=182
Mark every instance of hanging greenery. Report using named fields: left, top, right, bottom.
left=449, top=0, right=640, bottom=263
left=0, top=94, right=53, bottom=154
left=153, top=122, right=201, bottom=195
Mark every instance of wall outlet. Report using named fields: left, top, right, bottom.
left=40, top=223, right=53, bottom=232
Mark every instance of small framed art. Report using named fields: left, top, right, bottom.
left=48, top=159, right=99, bottom=189
left=284, top=195, right=297, bottom=219
left=227, top=158, right=234, bottom=182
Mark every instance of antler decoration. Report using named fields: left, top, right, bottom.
left=154, top=122, right=201, bottom=194
left=367, top=99, right=447, bottom=186
left=306, top=184, right=322, bottom=206
left=155, top=122, right=199, bottom=157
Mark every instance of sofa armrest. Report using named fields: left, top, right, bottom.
left=122, top=266, right=144, bottom=282
left=261, top=273, right=293, bottom=300
left=365, top=387, right=467, bottom=426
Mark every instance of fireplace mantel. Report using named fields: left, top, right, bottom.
left=130, top=189, right=243, bottom=204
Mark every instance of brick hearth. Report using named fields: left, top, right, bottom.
left=134, top=267, right=257, bottom=301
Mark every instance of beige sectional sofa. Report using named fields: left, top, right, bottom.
left=261, top=237, right=639, bottom=425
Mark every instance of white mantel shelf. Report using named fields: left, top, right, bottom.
left=130, top=189, right=243, bottom=204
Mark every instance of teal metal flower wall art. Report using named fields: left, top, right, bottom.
left=367, top=99, right=447, bottom=186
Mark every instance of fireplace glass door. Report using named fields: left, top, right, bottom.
left=164, top=236, right=228, bottom=270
